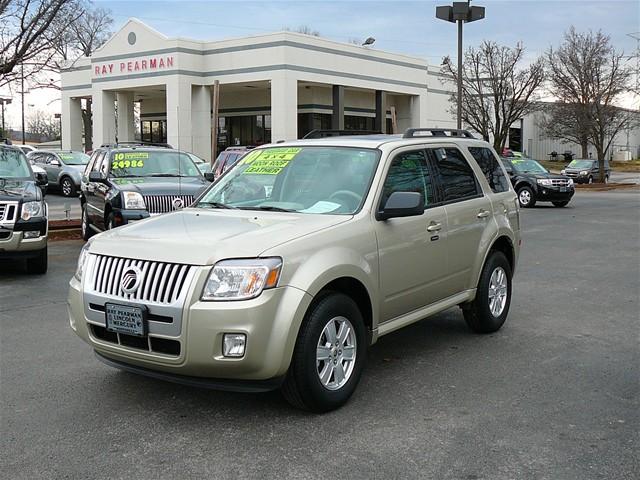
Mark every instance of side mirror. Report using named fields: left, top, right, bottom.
left=35, top=174, right=47, bottom=187
left=88, top=171, right=105, bottom=183
left=50, top=160, right=61, bottom=167
left=376, top=191, right=424, bottom=221
left=204, top=172, right=216, bottom=182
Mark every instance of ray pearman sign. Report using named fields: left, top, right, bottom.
left=93, top=56, right=174, bottom=76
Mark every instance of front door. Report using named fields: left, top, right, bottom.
left=374, top=148, right=449, bottom=322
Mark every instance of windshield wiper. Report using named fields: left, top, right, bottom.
left=197, top=201, right=237, bottom=209
left=239, top=206, right=296, bottom=212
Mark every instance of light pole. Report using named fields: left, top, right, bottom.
left=0, top=96, right=11, bottom=137
left=436, top=1, right=485, bottom=130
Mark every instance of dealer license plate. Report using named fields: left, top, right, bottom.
left=559, top=187, right=567, bottom=192
left=105, top=303, right=146, bottom=336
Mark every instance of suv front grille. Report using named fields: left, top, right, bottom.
left=91, top=255, right=194, bottom=305
left=0, top=201, right=18, bottom=224
left=551, top=179, right=570, bottom=187
left=144, top=195, right=194, bottom=214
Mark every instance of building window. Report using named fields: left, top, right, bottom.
left=220, top=115, right=272, bottom=147
left=141, top=120, right=166, bottom=143
left=298, top=113, right=331, bottom=139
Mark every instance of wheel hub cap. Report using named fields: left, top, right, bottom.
left=519, top=190, right=530, bottom=204
left=316, top=316, right=357, bottom=391
left=488, top=267, right=508, bottom=317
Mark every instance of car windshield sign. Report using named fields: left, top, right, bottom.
left=0, top=148, right=31, bottom=179
left=196, top=146, right=380, bottom=214
left=512, top=159, right=547, bottom=174
left=109, top=151, right=200, bottom=178
left=59, top=152, right=90, bottom=165
left=567, top=159, right=594, bottom=169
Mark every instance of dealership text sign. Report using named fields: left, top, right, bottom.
left=93, top=56, right=174, bottom=76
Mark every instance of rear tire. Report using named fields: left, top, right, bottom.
left=25, top=246, right=48, bottom=274
left=463, top=251, right=512, bottom=334
left=282, top=292, right=367, bottom=412
left=81, top=206, right=94, bottom=241
left=60, top=177, right=76, bottom=197
left=517, top=186, right=536, bottom=208
left=552, top=201, right=569, bottom=207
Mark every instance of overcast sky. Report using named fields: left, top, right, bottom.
left=2, top=0, right=639, bottom=132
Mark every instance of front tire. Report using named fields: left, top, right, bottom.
left=81, top=206, right=94, bottom=241
left=552, top=201, right=569, bottom=207
left=25, top=246, right=48, bottom=274
left=588, top=176, right=593, bottom=184
left=60, top=177, right=76, bottom=197
left=463, top=251, right=512, bottom=334
left=282, top=292, right=367, bottom=412
left=517, top=186, right=536, bottom=208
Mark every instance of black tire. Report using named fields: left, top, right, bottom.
left=282, top=292, right=367, bottom=412
left=25, top=246, right=48, bottom=274
left=588, top=176, right=593, bottom=184
left=463, top=251, right=512, bottom=334
left=604, top=175, right=609, bottom=184
left=81, top=206, right=94, bottom=241
left=60, top=176, right=76, bottom=197
left=517, top=186, right=536, bottom=208
left=105, top=212, right=115, bottom=230
left=552, top=201, right=569, bottom=207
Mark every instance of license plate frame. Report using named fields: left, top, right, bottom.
left=105, top=303, right=147, bottom=337
left=559, top=187, right=567, bottom=192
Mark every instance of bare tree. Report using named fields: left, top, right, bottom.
left=546, top=28, right=635, bottom=181
left=27, top=109, right=60, bottom=140
left=537, top=103, right=591, bottom=158
left=0, top=0, right=83, bottom=87
left=284, top=25, right=320, bottom=37
left=442, top=41, right=545, bottom=152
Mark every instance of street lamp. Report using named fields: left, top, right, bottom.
left=0, top=96, right=11, bottom=137
left=436, top=1, right=485, bottom=130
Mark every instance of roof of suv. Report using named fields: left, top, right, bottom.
left=274, top=133, right=486, bottom=150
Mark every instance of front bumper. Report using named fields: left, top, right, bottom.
left=0, top=218, right=48, bottom=258
left=68, top=272, right=313, bottom=386
left=536, top=186, right=575, bottom=202
left=114, top=208, right=150, bottom=226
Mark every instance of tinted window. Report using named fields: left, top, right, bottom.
left=468, top=147, right=510, bottom=193
left=430, top=148, right=479, bottom=202
left=381, top=150, right=433, bottom=208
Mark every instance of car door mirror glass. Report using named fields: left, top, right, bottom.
left=377, top=191, right=424, bottom=221
left=204, top=172, right=216, bottom=182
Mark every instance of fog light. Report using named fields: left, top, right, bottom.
left=23, top=231, right=40, bottom=239
left=223, top=333, right=246, bottom=357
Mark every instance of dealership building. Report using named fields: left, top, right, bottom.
left=60, top=19, right=457, bottom=160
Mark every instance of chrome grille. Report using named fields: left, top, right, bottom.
left=91, top=255, right=193, bottom=304
left=0, top=201, right=18, bottom=224
left=144, top=195, right=194, bottom=214
left=551, top=179, right=570, bottom=187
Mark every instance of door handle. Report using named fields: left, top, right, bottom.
left=427, top=222, right=442, bottom=232
left=477, top=210, right=490, bottom=218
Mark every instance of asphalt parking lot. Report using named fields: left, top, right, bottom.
left=1, top=190, right=638, bottom=480
left=45, top=192, right=82, bottom=221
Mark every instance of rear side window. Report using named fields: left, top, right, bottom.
left=468, top=146, right=510, bottom=193
left=380, top=150, right=434, bottom=208
left=429, top=147, right=480, bottom=202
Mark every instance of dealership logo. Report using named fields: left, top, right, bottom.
left=93, top=55, right=174, bottom=76
left=172, top=197, right=184, bottom=210
left=121, top=266, right=143, bottom=294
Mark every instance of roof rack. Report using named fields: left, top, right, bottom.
left=402, top=128, right=475, bottom=139
left=302, top=129, right=383, bottom=139
left=99, top=141, right=173, bottom=149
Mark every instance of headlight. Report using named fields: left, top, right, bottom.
left=202, top=258, right=282, bottom=301
left=537, top=179, right=552, bottom=186
left=123, top=192, right=146, bottom=209
left=21, top=201, right=45, bottom=220
left=74, top=242, right=91, bottom=281
left=580, top=170, right=588, bottom=176
left=567, top=178, right=574, bottom=187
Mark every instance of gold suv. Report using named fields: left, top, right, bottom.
left=68, top=129, right=520, bottom=412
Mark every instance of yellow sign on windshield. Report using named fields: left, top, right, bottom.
left=112, top=152, right=149, bottom=169
left=241, top=148, right=301, bottom=174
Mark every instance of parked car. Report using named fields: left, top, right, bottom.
left=79, top=144, right=213, bottom=239
left=561, top=158, right=610, bottom=184
left=69, top=128, right=521, bottom=412
left=186, top=152, right=212, bottom=174
left=17, top=145, right=38, bottom=155
left=0, top=144, right=48, bottom=273
left=500, top=157, right=575, bottom=208
left=212, top=146, right=252, bottom=178
left=28, top=150, right=90, bottom=197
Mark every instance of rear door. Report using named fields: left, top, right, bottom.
left=428, top=145, right=493, bottom=294
left=86, top=151, right=106, bottom=227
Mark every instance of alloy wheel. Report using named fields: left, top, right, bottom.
left=316, top=316, right=357, bottom=391
left=518, top=189, right=531, bottom=206
left=488, top=267, right=508, bottom=317
left=62, top=179, right=73, bottom=196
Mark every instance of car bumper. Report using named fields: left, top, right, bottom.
left=0, top=220, right=48, bottom=257
left=536, top=187, right=575, bottom=202
left=68, top=274, right=313, bottom=386
left=114, top=209, right=150, bottom=225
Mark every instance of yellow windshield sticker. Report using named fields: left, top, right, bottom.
left=241, top=148, right=301, bottom=174
left=238, top=150, right=261, bottom=165
left=60, top=154, right=74, bottom=161
left=112, top=152, right=148, bottom=169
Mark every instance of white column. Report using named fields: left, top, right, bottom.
left=93, top=89, right=116, bottom=147
left=190, top=85, right=212, bottom=161
left=61, top=94, right=83, bottom=151
left=270, top=72, right=298, bottom=142
left=166, top=77, right=192, bottom=151
left=410, top=93, right=429, bottom=128
left=116, top=91, right=135, bottom=142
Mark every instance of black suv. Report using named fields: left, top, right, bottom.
left=80, top=144, right=214, bottom=240
left=500, top=157, right=575, bottom=208
left=561, top=159, right=610, bottom=184
left=0, top=145, right=49, bottom=273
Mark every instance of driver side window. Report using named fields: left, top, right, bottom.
left=381, top=150, right=433, bottom=209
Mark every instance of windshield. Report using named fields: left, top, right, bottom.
left=196, top=146, right=380, bottom=214
left=58, top=152, right=90, bottom=165
left=0, top=148, right=31, bottom=178
left=567, top=159, right=594, bottom=169
left=109, top=151, right=201, bottom=178
left=511, top=159, right=547, bottom=174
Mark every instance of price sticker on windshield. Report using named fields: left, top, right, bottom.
left=112, top=152, right=148, bottom=169
left=241, top=148, right=301, bottom=174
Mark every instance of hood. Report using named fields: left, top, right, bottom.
left=0, top=178, right=40, bottom=202
left=111, top=176, right=209, bottom=196
left=88, top=208, right=352, bottom=265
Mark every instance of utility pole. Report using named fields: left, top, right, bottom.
left=0, top=97, right=11, bottom=136
left=21, top=63, right=26, bottom=145
left=436, top=1, right=485, bottom=130
left=210, top=80, right=220, bottom=168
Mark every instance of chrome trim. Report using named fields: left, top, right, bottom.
left=0, top=201, right=19, bottom=227
left=144, top=195, right=194, bottom=214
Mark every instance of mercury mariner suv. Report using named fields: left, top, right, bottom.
left=68, top=129, right=521, bottom=412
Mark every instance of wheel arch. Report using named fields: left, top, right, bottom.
left=470, top=233, right=516, bottom=292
